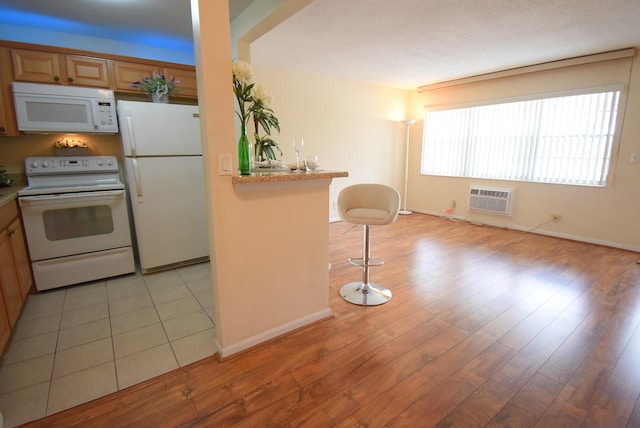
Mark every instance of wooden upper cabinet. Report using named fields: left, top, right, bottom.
left=11, top=48, right=64, bottom=84
left=5, top=46, right=198, bottom=99
left=112, top=61, right=197, bottom=98
left=0, top=47, right=18, bottom=136
left=64, top=55, right=110, bottom=87
left=11, top=49, right=110, bottom=88
left=112, top=60, right=159, bottom=92
left=166, top=67, right=197, bottom=98
left=0, top=85, right=7, bottom=135
left=0, top=94, right=8, bottom=135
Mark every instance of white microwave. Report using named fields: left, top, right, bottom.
left=12, top=82, right=119, bottom=134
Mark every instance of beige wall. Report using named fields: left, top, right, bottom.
left=405, top=55, right=640, bottom=251
left=245, top=54, right=640, bottom=250
left=250, top=63, right=411, bottom=220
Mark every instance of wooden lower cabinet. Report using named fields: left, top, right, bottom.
left=0, top=200, right=33, bottom=355
left=0, top=227, right=22, bottom=328
left=8, top=217, right=32, bottom=301
left=0, top=288, right=10, bottom=357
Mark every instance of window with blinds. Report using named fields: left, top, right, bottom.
left=421, top=88, right=622, bottom=187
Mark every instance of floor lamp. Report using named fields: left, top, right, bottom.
left=399, top=119, right=416, bottom=215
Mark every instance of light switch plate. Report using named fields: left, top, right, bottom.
left=218, top=153, right=232, bottom=175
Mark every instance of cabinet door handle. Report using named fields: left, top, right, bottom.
left=0, top=127, right=5, bottom=132
left=54, top=75, right=60, bottom=82
left=8, top=229, right=15, bottom=237
left=68, top=77, right=74, bottom=83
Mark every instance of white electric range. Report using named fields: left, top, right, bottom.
left=18, top=156, right=135, bottom=291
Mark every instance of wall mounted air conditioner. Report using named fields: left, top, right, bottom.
left=468, top=185, right=517, bottom=217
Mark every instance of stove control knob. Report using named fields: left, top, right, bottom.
left=106, top=159, right=113, bottom=166
left=97, top=160, right=104, bottom=166
left=30, top=161, right=39, bottom=168
left=42, top=161, right=50, bottom=168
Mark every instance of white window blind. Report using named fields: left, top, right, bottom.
left=421, top=89, right=621, bottom=187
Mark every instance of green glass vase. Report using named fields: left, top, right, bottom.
left=238, top=124, right=251, bottom=176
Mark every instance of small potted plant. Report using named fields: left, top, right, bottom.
left=131, top=72, right=181, bottom=103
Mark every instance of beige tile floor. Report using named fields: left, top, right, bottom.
left=0, top=262, right=215, bottom=428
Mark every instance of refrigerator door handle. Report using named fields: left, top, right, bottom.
left=125, top=111, right=137, bottom=156
left=131, top=158, right=143, bottom=198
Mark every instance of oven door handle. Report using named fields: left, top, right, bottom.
left=19, top=189, right=126, bottom=203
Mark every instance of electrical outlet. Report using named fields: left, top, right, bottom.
left=451, top=200, right=456, bottom=208
left=551, top=213, right=561, bottom=220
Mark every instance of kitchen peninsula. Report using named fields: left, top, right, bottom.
left=211, top=169, right=348, bottom=357
left=195, top=0, right=350, bottom=360
left=232, top=169, right=348, bottom=186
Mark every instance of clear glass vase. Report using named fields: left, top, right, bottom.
left=151, top=93, right=168, bottom=103
left=238, top=124, right=252, bottom=175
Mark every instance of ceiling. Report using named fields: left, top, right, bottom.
left=1, top=0, right=639, bottom=90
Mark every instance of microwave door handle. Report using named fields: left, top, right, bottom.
left=132, top=158, right=143, bottom=198
left=90, top=101, right=100, bottom=131
left=125, top=111, right=137, bottom=156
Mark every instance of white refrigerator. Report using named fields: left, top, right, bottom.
left=117, top=101, right=209, bottom=273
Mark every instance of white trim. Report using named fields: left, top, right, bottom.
left=216, top=308, right=333, bottom=359
left=424, top=83, right=626, bottom=113
left=418, top=48, right=636, bottom=92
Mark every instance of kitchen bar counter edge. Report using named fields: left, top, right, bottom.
left=232, top=170, right=348, bottom=188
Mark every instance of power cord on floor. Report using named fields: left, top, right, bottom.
left=436, top=211, right=554, bottom=234
left=524, top=218, right=556, bottom=233
left=342, top=224, right=359, bottom=234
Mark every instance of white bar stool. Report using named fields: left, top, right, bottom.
left=337, top=184, right=400, bottom=306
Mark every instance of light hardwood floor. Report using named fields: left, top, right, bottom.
left=22, top=213, right=640, bottom=427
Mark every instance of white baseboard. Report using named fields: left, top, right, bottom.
left=215, top=308, right=333, bottom=359
left=413, top=208, right=640, bottom=253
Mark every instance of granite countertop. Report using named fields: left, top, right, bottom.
left=232, top=170, right=348, bottom=185
left=0, top=183, right=27, bottom=208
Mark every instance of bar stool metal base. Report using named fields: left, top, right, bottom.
left=340, top=281, right=392, bottom=306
